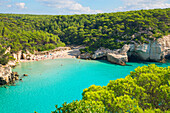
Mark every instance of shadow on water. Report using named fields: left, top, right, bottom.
left=90, top=59, right=134, bottom=66
left=81, top=59, right=170, bottom=67
left=129, top=60, right=170, bottom=66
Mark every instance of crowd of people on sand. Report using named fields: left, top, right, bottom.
left=21, top=50, right=76, bottom=62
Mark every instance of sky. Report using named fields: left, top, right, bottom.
left=0, top=0, right=170, bottom=15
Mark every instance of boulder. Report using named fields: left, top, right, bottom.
left=15, top=76, right=19, bottom=80
left=79, top=53, right=91, bottom=59
left=23, top=74, right=28, bottom=76
left=107, top=53, right=127, bottom=66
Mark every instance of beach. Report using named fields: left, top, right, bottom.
left=20, top=48, right=81, bottom=62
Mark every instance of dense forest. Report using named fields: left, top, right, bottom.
left=0, top=8, right=169, bottom=54
left=51, top=64, right=170, bottom=113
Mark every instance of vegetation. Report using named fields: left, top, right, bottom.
left=0, top=45, right=14, bottom=65
left=0, top=8, right=169, bottom=54
left=52, top=64, right=170, bottom=113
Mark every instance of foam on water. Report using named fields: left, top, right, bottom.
left=0, top=58, right=169, bottom=113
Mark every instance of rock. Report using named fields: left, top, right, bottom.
left=91, top=48, right=107, bottom=59
left=150, top=35, right=170, bottom=61
left=15, top=76, right=19, bottom=80
left=79, top=35, right=169, bottom=64
left=17, top=50, right=22, bottom=61
left=79, top=53, right=91, bottom=59
left=13, top=72, right=17, bottom=75
left=134, top=44, right=150, bottom=61
left=12, top=53, right=18, bottom=61
left=8, top=61, right=17, bottom=67
left=165, top=53, right=170, bottom=60
left=12, top=50, right=22, bottom=61
left=91, top=47, right=115, bottom=59
left=0, top=66, right=20, bottom=85
left=23, top=74, right=28, bottom=76
left=5, top=47, right=11, bottom=54
left=120, top=44, right=131, bottom=55
left=128, top=35, right=170, bottom=62
left=22, top=53, right=27, bottom=59
left=107, top=53, right=127, bottom=66
left=0, top=65, right=12, bottom=85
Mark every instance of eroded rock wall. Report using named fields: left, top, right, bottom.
left=128, top=35, right=170, bottom=61
left=0, top=65, right=19, bottom=85
left=79, top=35, right=170, bottom=65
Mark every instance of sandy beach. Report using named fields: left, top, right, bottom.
left=20, top=48, right=81, bottom=63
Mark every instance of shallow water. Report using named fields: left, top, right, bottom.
left=0, top=58, right=169, bottom=113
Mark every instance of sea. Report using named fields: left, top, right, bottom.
left=0, top=58, right=169, bottom=113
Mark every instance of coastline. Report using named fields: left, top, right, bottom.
left=19, top=49, right=80, bottom=63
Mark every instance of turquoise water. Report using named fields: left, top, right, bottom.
left=0, top=58, right=169, bottom=113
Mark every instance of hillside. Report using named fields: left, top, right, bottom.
left=0, top=8, right=169, bottom=64
left=1, top=8, right=170, bottom=51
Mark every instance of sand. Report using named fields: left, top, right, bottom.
left=20, top=48, right=81, bottom=63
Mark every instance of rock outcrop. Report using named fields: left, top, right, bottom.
left=128, top=35, right=170, bottom=61
left=150, top=35, right=170, bottom=61
left=0, top=65, right=19, bottom=85
left=91, top=47, right=114, bottom=59
left=12, top=50, right=22, bottom=61
left=107, top=53, right=127, bottom=65
left=79, top=35, right=170, bottom=65
left=79, top=53, right=91, bottom=59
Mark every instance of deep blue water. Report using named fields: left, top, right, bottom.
left=0, top=58, right=169, bottom=113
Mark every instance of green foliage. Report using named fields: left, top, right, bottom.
left=0, top=8, right=169, bottom=54
left=0, top=17, right=65, bottom=53
left=53, top=64, right=170, bottom=112
left=0, top=45, right=15, bottom=65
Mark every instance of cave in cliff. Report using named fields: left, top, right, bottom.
left=127, top=51, right=146, bottom=62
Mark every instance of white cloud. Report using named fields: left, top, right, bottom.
left=37, top=0, right=102, bottom=14
left=15, top=3, right=27, bottom=9
left=114, top=0, right=170, bottom=12
left=7, top=4, right=12, bottom=7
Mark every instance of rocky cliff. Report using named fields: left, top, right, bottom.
left=128, top=35, right=170, bottom=61
left=79, top=35, right=170, bottom=65
left=0, top=65, right=19, bottom=85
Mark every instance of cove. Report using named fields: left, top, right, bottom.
left=0, top=58, right=169, bottom=113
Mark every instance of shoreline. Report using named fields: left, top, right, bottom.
left=19, top=49, right=79, bottom=63
left=19, top=56, right=76, bottom=63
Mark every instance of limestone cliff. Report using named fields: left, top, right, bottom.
left=0, top=65, right=19, bottom=85
left=79, top=35, right=170, bottom=65
left=128, top=35, right=170, bottom=61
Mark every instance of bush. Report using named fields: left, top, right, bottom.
left=53, top=64, right=170, bottom=113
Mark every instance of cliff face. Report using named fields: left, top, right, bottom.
left=128, top=35, right=170, bottom=61
left=0, top=65, right=19, bottom=85
left=154, top=35, right=170, bottom=60
left=79, top=35, right=170, bottom=65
